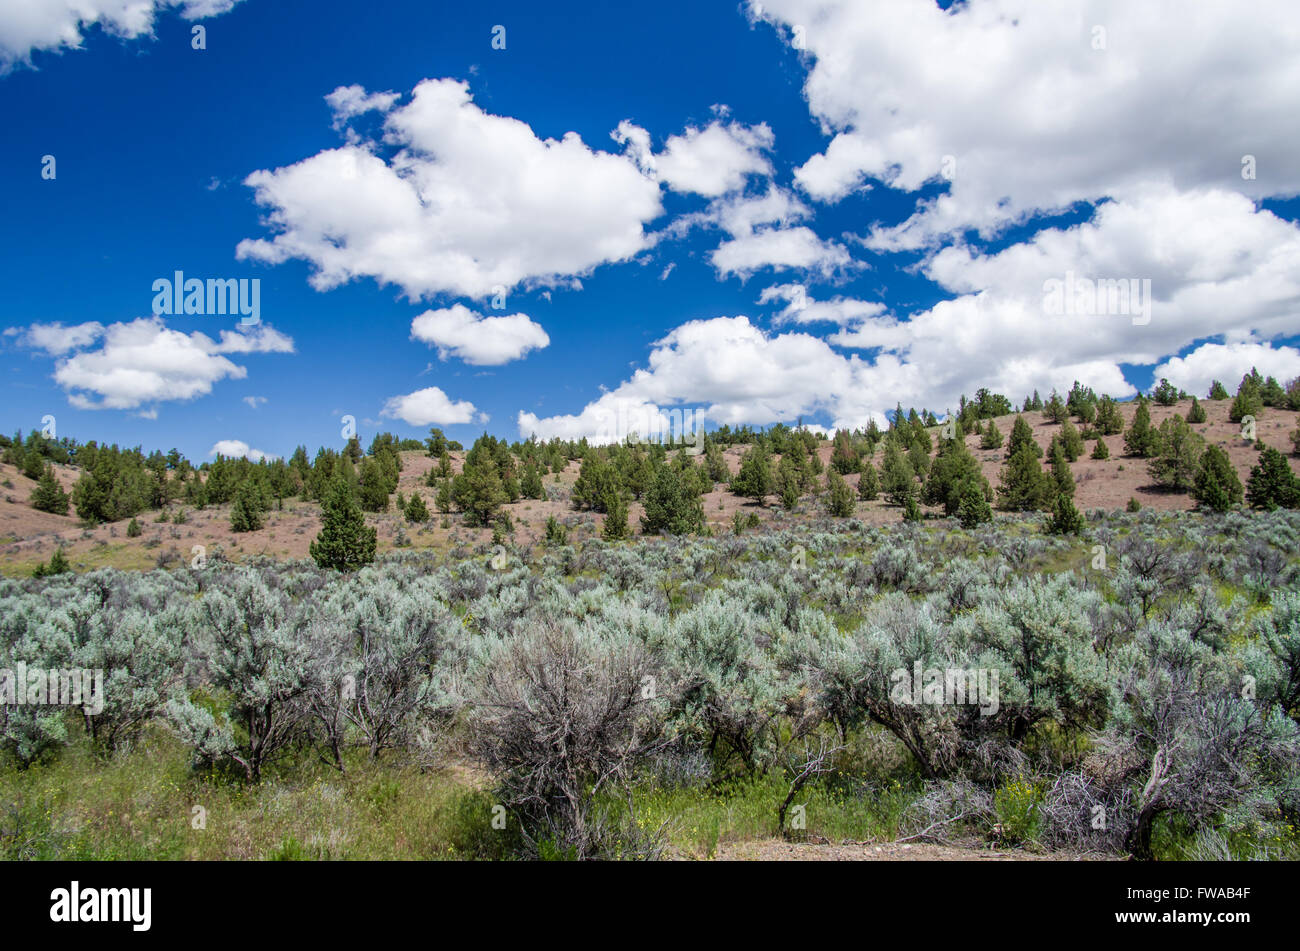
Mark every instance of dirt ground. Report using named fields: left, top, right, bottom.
left=2, top=395, right=1297, bottom=575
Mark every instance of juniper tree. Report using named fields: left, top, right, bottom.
left=1147, top=415, right=1204, bottom=492
left=310, top=477, right=377, bottom=572
left=826, top=468, right=856, bottom=517
left=1208, top=379, right=1230, bottom=400
left=404, top=492, right=430, bottom=523
left=980, top=419, right=1004, bottom=450
left=1246, top=445, right=1299, bottom=510
left=1006, top=415, right=1041, bottom=459
left=1094, top=396, right=1124, bottom=435
left=1091, top=438, right=1110, bottom=460
left=1186, top=396, right=1207, bottom=424
left=1192, top=445, right=1242, bottom=512
left=998, top=445, right=1050, bottom=511
left=1124, top=397, right=1161, bottom=458
left=857, top=458, right=880, bottom=500
left=229, top=479, right=265, bottom=533
left=640, top=464, right=705, bottom=535
left=1047, top=494, right=1085, bottom=535
left=880, top=439, right=915, bottom=505
left=29, top=465, right=69, bottom=515
left=1059, top=419, right=1084, bottom=461
left=956, top=477, right=993, bottom=528
left=730, top=443, right=773, bottom=504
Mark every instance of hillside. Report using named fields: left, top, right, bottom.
left=1, top=395, right=1297, bottom=577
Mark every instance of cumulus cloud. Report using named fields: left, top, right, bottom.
left=380, top=386, right=484, bottom=427
left=10, top=317, right=293, bottom=412
left=237, top=78, right=663, bottom=301
left=210, top=439, right=274, bottom=462
left=750, top=0, right=1300, bottom=249
left=242, top=395, right=267, bottom=409
left=652, top=119, right=775, bottom=197
left=410, top=304, right=549, bottom=365
left=325, top=84, right=400, bottom=124
left=1152, top=342, right=1300, bottom=399
left=0, top=0, right=245, bottom=70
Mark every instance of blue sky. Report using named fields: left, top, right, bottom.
left=2, top=0, right=1298, bottom=463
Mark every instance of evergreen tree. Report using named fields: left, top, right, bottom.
left=1230, top=372, right=1264, bottom=423
left=1151, top=377, right=1179, bottom=406
left=1043, top=390, right=1068, bottom=423
left=357, top=456, right=392, bottom=512
left=451, top=454, right=508, bottom=525
left=1005, top=416, right=1042, bottom=459
left=980, top=420, right=1004, bottom=450
left=603, top=493, right=630, bottom=540
left=901, top=491, right=923, bottom=522
left=880, top=439, right=915, bottom=505
left=1147, top=415, right=1204, bottom=491
left=1123, top=397, right=1161, bottom=457
left=775, top=453, right=802, bottom=510
left=857, top=459, right=880, bottom=501
left=1094, top=396, right=1124, bottom=435
left=830, top=429, right=860, bottom=474
left=1186, top=396, right=1207, bottom=424
left=434, top=479, right=453, bottom=515
left=1059, top=418, right=1084, bottom=461
left=126, top=517, right=142, bottom=537
left=956, top=477, right=992, bottom=528
left=404, top=492, right=430, bottom=523
left=924, top=441, right=988, bottom=516
left=1192, top=445, right=1242, bottom=512
left=640, top=464, right=705, bottom=535
left=1048, top=494, right=1085, bottom=535
left=29, top=465, right=70, bottom=515
left=310, top=478, right=377, bottom=571
left=1048, top=441, right=1074, bottom=502
left=998, top=445, right=1050, bottom=511
left=826, top=468, right=856, bottom=517
left=730, top=443, right=774, bottom=504
left=1091, top=438, right=1110, bottom=460
left=1208, top=380, right=1230, bottom=400
left=520, top=462, right=545, bottom=500
left=1246, top=445, right=1300, bottom=510
left=230, top=480, right=265, bottom=533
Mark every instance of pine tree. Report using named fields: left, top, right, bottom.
left=1230, top=375, right=1264, bottom=423
left=434, top=479, right=453, bottom=515
left=1124, top=397, right=1161, bottom=457
left=1091, top=438, right=1110, bottom=460
left=826, top=468, right=856, bottom=517
left=775, top=453, right=802, bottom=510
left=1192, top=445, right=1243, bottom=512
left=310, top=478, right=377, bottom=571
left=520, top=462, right=545, bottom=500
left=1208, top=380, right=1230, bottom=400
left=924, top=440, right=988, bottom=516
left=29, top=465, right=70, bottom=515
left=451, top=455, right=508, bottom=525
left=857, top=459, right=880, bottom=500
left=1151, top=377, right=1179, bottom=406
left=1043, top=390, right=1068, bottom=423
left=1186, top=396, right=1207, bottom=424
left=126, top=517, right=142, bottom=537
left=830, top=429, right=860, bottom=474
left=404, top=492, right=430, bottom=523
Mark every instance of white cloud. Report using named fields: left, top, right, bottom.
left=672, top=185, right=852, bottom=279
left=210, top=439, right=274, bottom=462
left=325, top=84, right=400, bottom=124
left=237, top=78, right=663, bottom=301
left=653, top=119, right=774, bottom=197
left=758, top=284, right=886, bottom=325
left=751, top=0, right=1300, bottom=249
left=242, top=395, right=267, bottom=409
left=0, top=0, right=244, bottom=70
left=380, top=386, right=483, bottom=427
left=1153, top=342, right=1300, bottom=398
left=12, top=317, right=293, bottom=411
left=7, top=321, right=105, bottom=355
left=410, top=304, right=549, bottom=365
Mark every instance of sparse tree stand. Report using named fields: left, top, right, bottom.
left=310, top=477, right=377, bottom=571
